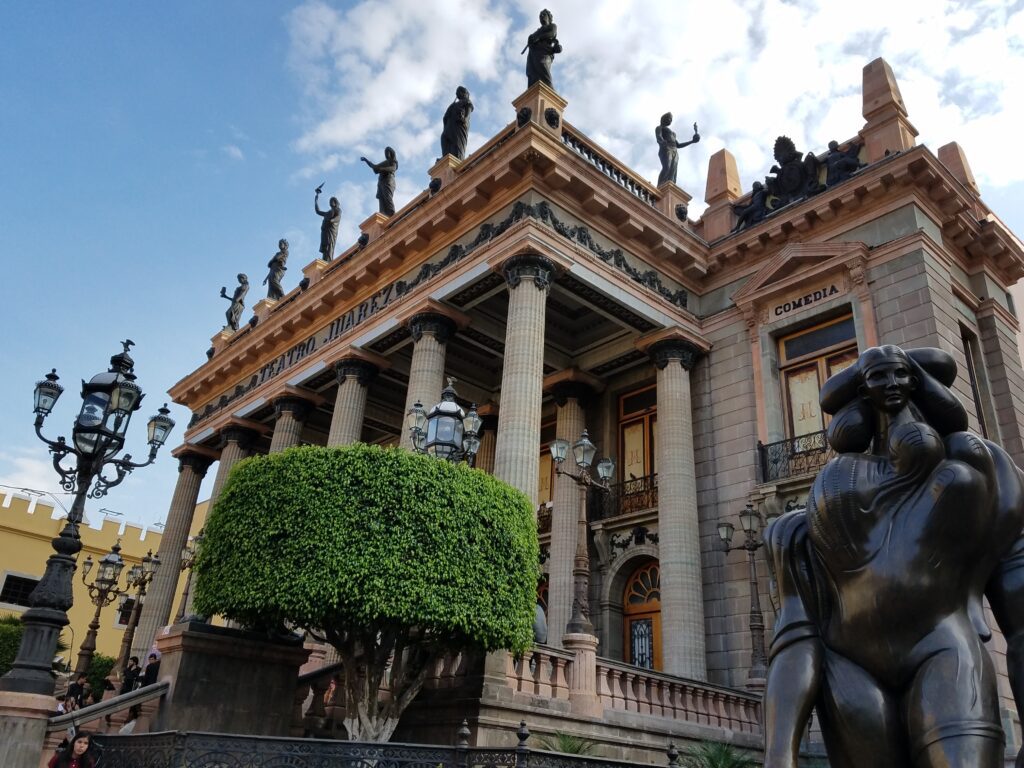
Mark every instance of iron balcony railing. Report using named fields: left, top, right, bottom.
left=757, top=430, right=834, bottom=483
left=598, top=474, right=659, bottom=520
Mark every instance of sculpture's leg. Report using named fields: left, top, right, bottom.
left=986, top=534, right=1024, bottom=768
left=815, top=649, right=904, bottom=768
left=904, top=635, right=1003, bottom=768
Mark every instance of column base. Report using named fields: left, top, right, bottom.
left=0, top=691, right=57, bottom=768
left=562, top=632, right=602, bottom=717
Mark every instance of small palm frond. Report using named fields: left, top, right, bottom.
left=679, top=741, right=756, bottom=768
left=535, top=732, right=601, bottom=756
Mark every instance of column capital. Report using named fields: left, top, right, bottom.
left=407, top=312, right=457, bottom=344
left=334, top=357, right=380, bottom=386
left=219, top=425, right=259, bottom=450
left=502, top=252, right=555, bottom=292
left=273, top=396, right=312, bottom=421
left=177, top=452, right=213, bottom=477
left=649, top=339, right=703, bottom=371
left=549, top=381, right=595, bottom=407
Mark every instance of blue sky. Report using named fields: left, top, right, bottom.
left=2, top=0, right=1023, bottom=528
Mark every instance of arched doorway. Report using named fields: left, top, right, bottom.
left=623, top=561, right=661, bottom=670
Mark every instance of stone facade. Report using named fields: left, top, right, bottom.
left=135, top=57, right=1024, bottom=752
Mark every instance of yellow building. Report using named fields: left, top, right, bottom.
left=0, top=491, right=206, bottom=666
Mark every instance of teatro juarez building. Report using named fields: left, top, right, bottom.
left=131, top=58, right=1024, bottom=753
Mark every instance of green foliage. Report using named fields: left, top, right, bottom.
left=535, top=732, right=601, bottom=755
left=0, top=614, right=22, bottom=677
left=86, top=653, right=116, bottom=698
left=195, top=444, right=540, bottom=654
left=679, top=742, right=756, bottom=768
left=0, top=614, right=69, bottom=677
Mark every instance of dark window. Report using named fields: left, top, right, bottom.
left=0, top=575, right=39, bottom=607
left=960, top=325, right=989, bottom=438
left=621, top=387, right=657, bottom=416
left=783, top=316, right=856, bottom=360
left=116, top=596, right=136, bottom=627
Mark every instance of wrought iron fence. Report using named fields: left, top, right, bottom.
left=89, top=720, right=681, bottom=768
left=598, top=474, right=658, bottom=520
left=757, top=430, right=834, bottom=483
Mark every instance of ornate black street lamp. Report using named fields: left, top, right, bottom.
left=74, top=542, right=127, bottom=676
left=0, top=342, right=173, bottom=696
left=407, top=378, right=482, bottom=465
left=550, top=429, right=614, bottom=636
left=113, top=549, right=161, bottom=675
left=718, top=503, right=778, bottom=686
left=174, top=531, right=203, bottom=623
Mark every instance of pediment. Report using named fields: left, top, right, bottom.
left=731, top=241, right=868, bottom=308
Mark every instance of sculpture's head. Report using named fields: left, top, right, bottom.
left=238, top=273, right=248, bottom=284
left=456, top=85, right=469, bottom=100
left=329, top=196, right=340, bottom=210
left=279, top=239, right=288, bottom=251
left=751, top=181, right=764, bottom=191
left=660, top=112, right=673, bottom=127
left=858, top=345, right=917, bottom=414
left=539, top=8, right=553, bottom=24
left=829, top=140, right=840, bottom=151
left=385, top=146, right=396, bottom=162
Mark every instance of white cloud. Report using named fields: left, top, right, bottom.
left=222, top=144, right=245, bottom=161
left=286, top=0, right=1024, bottom=216
left=0, top=448, right=75, bottom=515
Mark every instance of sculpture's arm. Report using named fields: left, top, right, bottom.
left=315, top=199, right=327, bottom=216
left=764, top=637, right=822, bottom=768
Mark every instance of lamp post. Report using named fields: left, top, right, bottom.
left=407, top=378, right=482, bottom=465
left=174, top=531, right=203, bottom=623
left=113, top=549, right=160, bottom=676
left=718, top=503, right=777, bottom=686
left=0, top=342, right=174, bottom=696
left=550, top=429, right=614, bottom=636
left=74, top=541, right=127, bottom=676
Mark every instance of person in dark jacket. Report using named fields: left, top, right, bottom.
left=141, top=652, right=160, bottom=686
left=120, top=656, right=141, bottom=694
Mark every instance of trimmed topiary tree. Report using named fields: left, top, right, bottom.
left=194, top=444, right=539, bottom=742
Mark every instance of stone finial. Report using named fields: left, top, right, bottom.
left=860, top=57, right=918, bottom=163
left=937, top=142, right=980, bottom=196
left=701, top=148, right=741, bottom=242
left=704, top=149, right=741, bottom=205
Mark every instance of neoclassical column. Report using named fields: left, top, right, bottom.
left=548, top=382, right=589, bottom=647
left=131, top=452, right=212, bottom=658
left=649, top=339, right=706, bottom=679
left=327, top=359, right=380, bottom=446
left=209, top=426, right=258, bottom=502
left=474, top=412, right=499, bottom=474
left=268, top=396, right=312, bottom=453
left=400, top=313, right=456, bottom=449
left=178, top=425, right=258, bottom=620
left=493, top=254, right=553, bottom=503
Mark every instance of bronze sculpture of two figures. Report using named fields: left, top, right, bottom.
left=764, top=344, right=1024, bottom=768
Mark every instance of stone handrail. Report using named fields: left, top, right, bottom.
left=504, top=645, right=575, bottom=700
left=45, top=681, right=170, bottom=734
left=560, top=124, right=659, bottom=207
left=595, top=658, right=761, bottom=733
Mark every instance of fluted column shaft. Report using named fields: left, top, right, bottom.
left=549, top=389, right=585, bottom=647
left=475, top=415, right=498, bottom=473
left=269, top=397, right=311, bottom=453
left=651, top=340, right=706, bottom=679
left=131, top=454, right=211, bottom=658
left=328, top=359, right=379, bottom=446
left=179, top=427, right=256, bottom=619
left=400, top=314, right=455, bottom=449
left=493, top=255, right=553, bottom=503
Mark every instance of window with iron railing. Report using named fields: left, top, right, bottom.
left=758, top=430, right=834, bottom=482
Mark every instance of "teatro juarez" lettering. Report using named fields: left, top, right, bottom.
left=773, top=284, right=840, bottom=317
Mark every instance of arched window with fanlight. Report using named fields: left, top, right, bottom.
left=623, top=561, right=661, bottom=670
